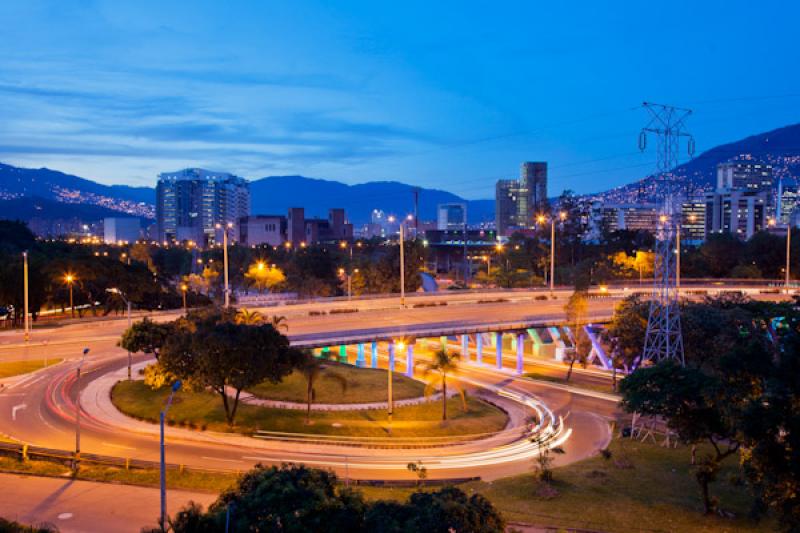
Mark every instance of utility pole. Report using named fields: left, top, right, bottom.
left=413, top=187, right=420, bottom=238
left=399, top=222, right=405, bottom=308
left=639, top=102, right=694, bottom=366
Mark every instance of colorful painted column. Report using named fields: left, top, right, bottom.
left=516, top=332, right=525, bottom=374
left=370, top=341, right=378, bottom=368
left=405, top=344, right=414, bottom=377
left=461, top=334, right=469, bottom=362
left=388, top=341, right=396, bottom=372
left=356, top=343, right=366, bottom=367
left=476, top=334, right=483, bottom=364
left=339, top=345, right=348, bottom=364
left=495, top=332, right=503, bottom=370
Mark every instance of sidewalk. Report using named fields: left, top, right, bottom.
left=0, top=472, right=216, bottom=533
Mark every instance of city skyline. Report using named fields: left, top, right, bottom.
left=1, top=1, right=800, bottom=198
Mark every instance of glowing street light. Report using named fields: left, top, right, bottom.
left=64, top=273, right=76, bottom=318
left=180, top=283, right=188, bottom=314
left=537, top=212, right=567, bottom=296
left=214, top=222, right=233, bottom=308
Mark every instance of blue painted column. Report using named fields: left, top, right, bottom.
left=495, top=332, right=503, bottom=369
left=476, top=334, right=483, bottom=364
left=405, top=344, right=414, bottom=377
left=461, top=334, right=469, bottom=361
left=371, top=341, right=378, bottom=368
left=339, top=345, right=348, bottom=364
left=388, top=341, right=396, bottom=372
left=516, top=332, right=525, bottom=374
left=356, top=343, right=366, bottom=367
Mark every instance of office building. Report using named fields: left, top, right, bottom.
left=680, top=198, right=706, bottom=244
left=239, top=215, right=286, bottom=247
left=437, top=203, right=467, bottom=231
left=777, top=183, right=799, bottom=225
left=590, top=202, right=659, bottom=234
left=705, top=189, right=767, bottom=240
left=495, top=161, right=548, bottom=235
left=716, top=160, right=773, bottom=195
left=286, top=207, right=353, bottom=246
left=103, top=217, right=141, bottom=244
left=156, top=168, right=249, bottom=246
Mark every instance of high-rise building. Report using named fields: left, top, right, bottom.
left=778, top=184, right=799, bottom=225
left=680, top=198, right=706, bottom=244
left=705, top=189, right=767, bottom=240
left=437, top=203, right=467, bottom=231
left=495, top=162, right=548, bottom=235
left=156, top=168, right=249, bottom=247
left=716, top=160, right=773, bottom=195
left=590, top=202, right=659, bottom=234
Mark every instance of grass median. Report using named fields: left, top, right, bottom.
left=112, top=380, right=508, bottom=439
left=0, top=359, right=63, bottom=379
left=247, top=362, right=425, bottom=404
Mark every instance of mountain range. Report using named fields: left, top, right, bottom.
left=2, top=121, right=800, bottom=227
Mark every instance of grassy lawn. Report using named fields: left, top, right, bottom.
left=524, top=371, right=616, bottom=394
left=0, top=359, right=63, bottom=379
left=248, top=362, right=426, bottom=404
left=0, top=455, right=237, bottom=493
left=112, top=380, right=508, bottom=439
left=465, top=438, right=769, bottom=532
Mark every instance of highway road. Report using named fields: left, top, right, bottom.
left=0, top=285, right=787, bottom=485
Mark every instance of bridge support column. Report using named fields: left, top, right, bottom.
left=516, top=332, right=525, bottom=374
left=321, top=346, right=331, bottom=359
left=371, top=341, right=378, bottom=368
left=356, top=343, right=366, bottom=367
left=440, top=335, right=448, bottom=350
left=405, top=344, right=414, bottom=377
left=461, top=334, right=469, bottom=361
left=388, top=341, right=396, bottom=372
left=476, top=334, right=483, bottom=364
left=495, top=332, right=503, bottom=370
left=339, top=345, right=348, bottom=364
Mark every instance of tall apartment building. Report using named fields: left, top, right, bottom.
left=495, top=162, right=548, bottom=235
left=680, top=197, right=706, bottom=244
left=716, top=160, right=773, bottom=193
left=156, top=168, right=250, bottom=247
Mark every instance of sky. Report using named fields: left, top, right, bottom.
left=1, top=1, right=799, bottom=199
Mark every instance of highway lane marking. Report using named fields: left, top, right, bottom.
left=200, top=456, right=244, bottom=463
left=101, top=442, right=137, bottom=451
left=11, top=403, right=27, bottom=420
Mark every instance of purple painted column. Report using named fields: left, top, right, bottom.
left=388, top=341, right=395, bottom=372
left=516, top=332, right=525, bottom=374
left=405, top=344, right=414, bottom=377
left=495, top=332, right=503, bottom=370
left=461, top=334, right=469, bottom=361
left=356, top=343, right=366, bottom=367
left=476, top=334, right=483, bottom=364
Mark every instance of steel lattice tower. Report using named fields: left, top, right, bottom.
left=639, top=102, right=695, bottom=366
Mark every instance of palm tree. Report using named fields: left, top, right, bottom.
left=271, top=315, right=289, bottom=332
left=416, top=347, right=466, bottom=421
left=299, top=353, right=347, bottom=425
left=235, top=309, right=264, bottom=325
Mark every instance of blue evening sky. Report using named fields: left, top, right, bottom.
left=0, top=1, right=798, bottom=198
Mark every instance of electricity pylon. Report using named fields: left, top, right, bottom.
left=638, top=102, right=695, bottom=366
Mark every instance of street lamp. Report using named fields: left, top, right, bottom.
left=160, top=380, right=182, bottom=531
left=388, top=216, right=408, bottom=308
left=106, top=288, right=133, bottom=380
left=769, top=218, right=791, bottom=293
left=180, top=283, right=188, bottom=314
left=23, top=251, right=30, bottom=342
left=215, top=222, right=233, bottom=308
left=65, top=273, right=76, bottom=318
left=537, top=212, right=566, bottom=296
left=73, top=347, right=90, bottom=471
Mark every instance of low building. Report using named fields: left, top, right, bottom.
left=239, top=215, right=286, bottom=246
left=103, top=217, right=141, bottom=244
left=437, top=203, right=467, bottom=231
left=705, top=189, right=767, bottom=240
left=590, top=202, right=659, bottom=234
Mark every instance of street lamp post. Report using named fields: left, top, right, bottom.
left=388, top=216, right=408, bottom=308
left=65, top=274, right=75, bottom=318
left=216, top=223, right=233, bottom=308
left=23, top=251, right=29, bottom=342
left=538, top=212, right=566, bottom=297
left=73, top=347, right=90, bottom=471
left=160, top=380, right=182, bottom=531
left=107, top=288, right=133, bottom=380
left=180, top=284, right=188, bottom=314
left=786, top=226, right=792, bottom=294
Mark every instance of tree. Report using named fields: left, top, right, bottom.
left=119, top=317, right=173, bottom=360
left=563, top=290, right=589, bottom=381
left=235, top=309, right=263, bottom=325
left=403, top=486, right=506, bottom=533
left=416, top=347, right=466, bottom=421
left=602, top=294, right=649, bottom=386
left=270, top=314, right=288, bottom=332
left=160, top=309, right=304, bottom=425
left=244, top=263, right=285, bottom=293
left=299, top=353, right=348, bottom=425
